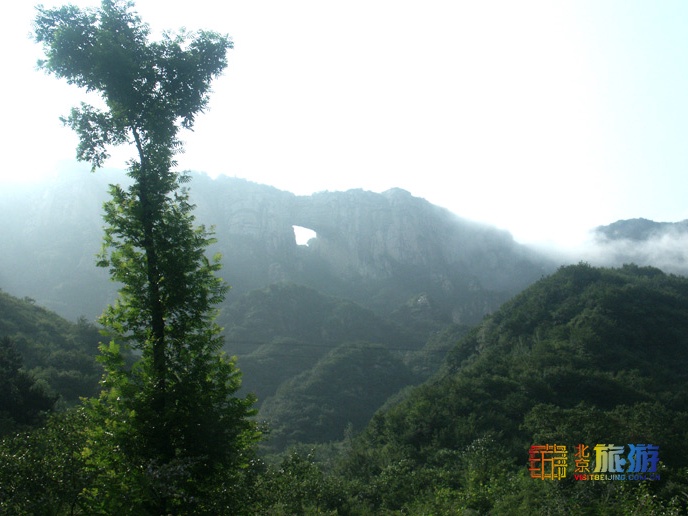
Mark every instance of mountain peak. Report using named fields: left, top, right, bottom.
left=595, top=217, right=688, bottom=241
left=0, top=173, right=553, bottom=323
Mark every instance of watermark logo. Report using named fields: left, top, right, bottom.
left=529, top=443, right=660, bottom=481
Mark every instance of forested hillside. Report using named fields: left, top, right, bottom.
left=225, top=283, right=421, bottom=401
left=9, top=1, right=688, bottom=512
left=0, top=290, right=104, bottom=407
left=325, top=263, right=688, bottom=513
left=4, top=261, right=688, bottom=513
left=220, top=283, right=464, bottom=452
left=260, top=342, right=415, bottom=452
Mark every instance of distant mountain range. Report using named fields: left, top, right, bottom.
left=4, top=172, right=688, bottom=452
left=0, top=170, right=556, bottom=450
left=0, top=171, right=554, bottom=325
left=4, top=171, right=688, bottom=329
left=595, top=217, right=688, bottom=241
left=591, top=217, right=688, bottom=275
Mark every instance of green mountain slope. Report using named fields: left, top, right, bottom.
left=339, top=263, right=688, bottom=513
left=223, top=283, right=425, bottom=404
left=220, top=283, right=454, bottom=453
left=259, top=342, right=415, bottom=452
left=0, top=290, right=104, bottom=405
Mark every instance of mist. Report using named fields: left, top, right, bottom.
left=537, top=223, right=688, bottom=276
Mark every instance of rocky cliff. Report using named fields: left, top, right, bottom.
left=190, top=174, right=554, bottom=323
left=1, top=171, right=554, bottom=324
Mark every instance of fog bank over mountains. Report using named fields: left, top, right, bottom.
left=2, top=171, right=686, bottom=323
left=537, top=218, right=688, bottom=277
left=588, top=218, right=688, bottom=275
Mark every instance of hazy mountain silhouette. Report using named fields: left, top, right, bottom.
left=0, top=171, right=555, bottom=327
left=588, top=218, right=688, bottom=275
left=0, top=170, right=558, bottom=451
left=6, top=172, right=688, bottom=458
left=595, top=217, right=688, bottom=241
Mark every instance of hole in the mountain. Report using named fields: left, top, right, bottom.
left=293, top=225, right=317, bottom=246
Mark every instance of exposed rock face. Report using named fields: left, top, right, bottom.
left=0, top=174, right=113, bottom=318
left=295, top=188, right=460, bottom=279
left=1, top=171, right=554, bottom=324
left=290, top=186, right=540, bottom=289
left=190, top=174, right=553, bottom=322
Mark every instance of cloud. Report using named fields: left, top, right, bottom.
left=541, top=225, right=688, bottom=276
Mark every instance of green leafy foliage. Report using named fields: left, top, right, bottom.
left=223, top=283, right=425, bottom=403
left=260, top=342, right=415, bottom=452
left=0, top=290, right=104, bottom=406
left=0, top=408, right=92, bottom=514
left=332, top=263, right=688, bottom=512
left=34, top=0, right=232, bottom=169
left=0, top=336, right=57, bottom=435
left=27, top=1, right=259, bottom=512
left=249, top=452, right=350, bottom=515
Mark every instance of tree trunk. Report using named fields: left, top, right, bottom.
left=133, top=129, right=170, bottom=460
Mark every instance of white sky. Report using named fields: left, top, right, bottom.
left=4, top=1, right=688, bottom=247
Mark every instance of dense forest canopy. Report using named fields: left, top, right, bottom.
left=0, top=290, right=104, bottom=407
left=333, top=263, right=688, bottom=513
left=4, top=263, right=688, bottom=513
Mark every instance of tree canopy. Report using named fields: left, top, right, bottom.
left=28, top=1, right=258, bottom=512
left=34, top=0, right=232, bottom=169
left=333, top=264, right=688, bottom=513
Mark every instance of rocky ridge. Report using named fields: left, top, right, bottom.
left=1, top=171, right=554, bottom=324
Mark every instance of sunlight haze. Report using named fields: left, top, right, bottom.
left=4, top=0, right=688, bottom=248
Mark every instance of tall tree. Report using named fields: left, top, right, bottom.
left=33, top=1, right=258, bottom=512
